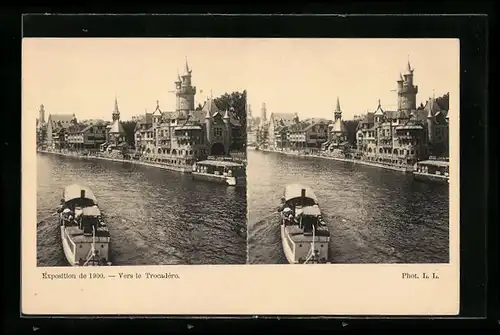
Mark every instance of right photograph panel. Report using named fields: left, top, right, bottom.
left=246, top=38, right=454, bottom=265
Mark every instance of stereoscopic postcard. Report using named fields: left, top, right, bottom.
left=22, top=37, right=459, bottom=315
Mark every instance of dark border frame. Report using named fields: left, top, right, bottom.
left=2, top=11, right=494, bottom=332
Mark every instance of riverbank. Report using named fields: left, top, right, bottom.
left=37, top=150, right=191, bottom=173
left=257, top=148, right=414, bottom=173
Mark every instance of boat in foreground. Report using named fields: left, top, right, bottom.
left=413, top=159, right=449, bottom=184
left=57, top=184, right=111, bottom=266
left=192, top=157, right=246, bottom=186
left=278, top=184, right=330, bottom=264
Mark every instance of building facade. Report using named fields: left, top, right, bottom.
left=323, top=97, right=348, bottom=152
left=133, top=61, right=242, bottom=167
left=46, top=113, right=76, bottom=149
left=103, top=97, right=127, bottom=153
left=355, top=61, right=449, bottom=166
left=288, top=118, right=329, bottom=149
left=66, top=118, right=108, bottom=150
left=267, top=112, right=296, bottom=149
left=36, top=104, right=47, bottom=147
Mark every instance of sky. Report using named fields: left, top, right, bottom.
left=23, top=38, right=459, bottom=122
left=22, top=38, right=249, bottom=121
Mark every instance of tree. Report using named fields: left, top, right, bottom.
left=343, top=120, right=360, bottom=146
left=214, top=90, right=247, bottom=150
left=214, top=90, right=247, bottom=133
left=121, top=120, right=137, bottom=148
left=195, top=103, right=204, bottom=111
left=436, top=92, right=449, bottom=111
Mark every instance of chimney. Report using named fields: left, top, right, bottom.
left=80, top=189, right=85, bottom=198
left=301, top=188, right=306, bottom=206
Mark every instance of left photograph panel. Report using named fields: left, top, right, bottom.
left=27, top=38, right=248, bottom=266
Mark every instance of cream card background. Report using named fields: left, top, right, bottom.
left=22, top=38, right=460, bottom=315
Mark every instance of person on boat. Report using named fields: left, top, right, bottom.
left=56, top=198, right=66, bottom=213
left=281, top=206, right=293, bottom=225
left=294, top=212, right=302, bottom=228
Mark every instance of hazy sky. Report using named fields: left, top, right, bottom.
left=22, top=38, right=249, bottom=121
left=23, top=38, right=459, bottom=122
left=246, top=38, right=459, bottom=120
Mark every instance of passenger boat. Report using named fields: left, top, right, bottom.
left=278, top=184, right=330, bottom=264
left=413, top=159, right=449, bottom=184
left=192, top=157, right=246, bottom=186
left=57, top=184, right=111, bottom=266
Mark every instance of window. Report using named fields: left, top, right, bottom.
left=214, top=128, right=223, bottom=137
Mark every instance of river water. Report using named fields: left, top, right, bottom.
left=247, top=150, right=449, bottom=264
left=36, top=153, right=247, bottom=266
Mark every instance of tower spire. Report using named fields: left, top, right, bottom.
left=407, top=55, right=413, bottom=73
left=114, top=95, right=119, bottom=112
left=335, top=96, right=341, bottom=112
left=112, top=95, right=120, bottom=121
left=183, top=56, right=191, bottom=76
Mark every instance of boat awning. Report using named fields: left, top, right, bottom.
left=63, top=184, right=97, bottom=203
left=174, top=125, right=202, bottom=131
left=395, top=125, right=424, bottom=130
left=417, top=160, right=449, bottom=168
left=296, top=205, right=321, bottom=217
left=196, top=160, right=244, bottom=168
left=82, top=205, right=101, bottom=217
left=283, top=183, right=318, bottom=203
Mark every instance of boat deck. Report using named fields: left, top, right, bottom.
left=65, top=226, right=110, bottom=243
left=285, top=225, right=330, bottom=243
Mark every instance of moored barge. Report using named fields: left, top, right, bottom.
left=192, top=157, right=246, bottom=186
left=413, top=159, right=449, bottom=184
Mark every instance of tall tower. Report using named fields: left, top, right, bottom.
left=176, top=59, right=197, bottom=117
left=112, top=96, right=120, bottom=121
left=397, top=60, right=418, bottom=112
left=223, top=109, right=231, bottom=155
left=174, top=71, right=182, bottom=111
left=204, top=102, right=213, bottom=144
left=261, top=102, right=267, bottom=122
left=334, top=97, right=342, bottom=121
left=427, top=93, right=436, bottom=145
left=38, top=104, right=45, bottom=124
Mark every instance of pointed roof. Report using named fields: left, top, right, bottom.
left=270, top=112, right=295, bottom=123
left=329, top=118, right=347, bottom=133
left=152, top=100, right=162, bottom=115
left=403, top=60, right=414, bottom=75
left=335, top=97, right=341, bottom=112
left=48, top=114, right=74, bottom=129
left=424, top=95, right=443, bottom=118
left=109, top=119, right=125, bottom=134
left=374, top=99, right=384, bottom=116
left=182, top=58, right=192, bottom=76
left=113, top=96, right=120, bottom=114
left=223, top=109, right=230, bottom=119
left=201, top=97, right=220, bottom=118
left=397, top=72, right=404, bottom=81
left=175, top=70, right=181, bottom=83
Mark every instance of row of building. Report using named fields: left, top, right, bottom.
left=36, top=61, right=244, bottom=165
left=249, top=61, right=449, bottom=167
